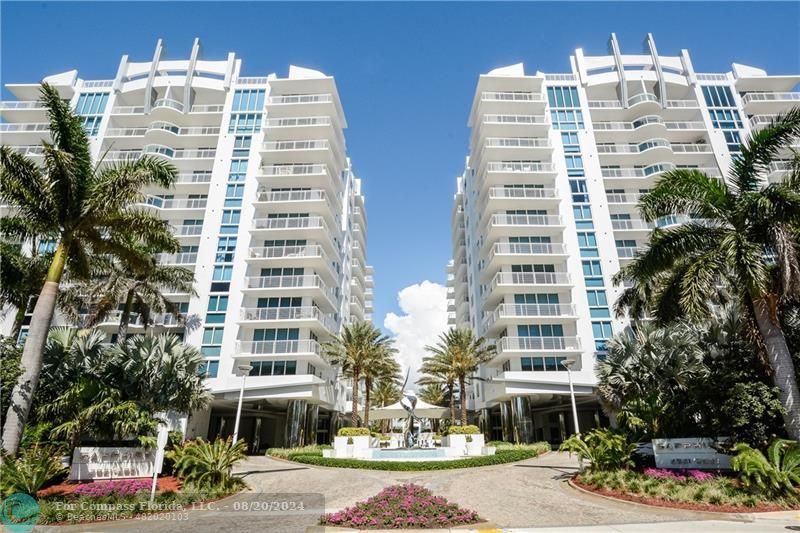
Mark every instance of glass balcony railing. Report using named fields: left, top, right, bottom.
left=492, top=271, right=571, bottom=286
left=498, top=336, right=581, bottom=352
left=237, top=339, right=321, bottom=355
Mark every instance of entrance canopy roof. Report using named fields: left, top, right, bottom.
left=368, top=400, right=448, bottom=420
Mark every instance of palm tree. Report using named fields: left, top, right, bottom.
left=417, top=382, right=448, bottom=433
left=0, top=84, right=179, bottom=455
left=614, top=109, right=800, bottom=439
left=371, top=378, right=401, bottom=433
left=64, top=240, right=195, bottom=342
left=423, top=328, right=495, bottom=425
left=418, top=355, right=458, bottom=423
left=0, top=241, right=51, bottom=337
left=362, top=345, right=400, bottom=427
left=323, top=321, right=394, bottom=427
left=103, top=334, right=211, bottom=414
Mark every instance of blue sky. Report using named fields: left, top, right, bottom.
left=3, top=1, right=799, bottom=337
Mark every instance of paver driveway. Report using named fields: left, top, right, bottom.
left=53, top=452, right=758, bottom=532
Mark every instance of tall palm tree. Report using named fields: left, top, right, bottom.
left=64, top=241, right=195, bottom=342
left=371, top=378, right=401, bottom=433
left=0, top=84, right=179, bottom=455
left=614, top=108, right=800, bottom=439
left=0, top=241, right=51, bottom=337
left=362, top=345, right=400, bottom=427
left=417, top=383, right=448, bottom=433
left=323, top=321, right=394, bottom=427
left=417, top=356, right=458, bottom=423
left=424, top=328, right=495, bottom=425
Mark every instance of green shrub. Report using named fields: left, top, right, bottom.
left=170, top=437, right=247, bottom=491
left=266, top=444, right=331, bottom=459
left=559, top=428, right=636, bottom=471
left=0, top=445, right=66, bottom=496
left=731, top=438, right=800, bottom=497
left=446, top=425, right=480, bottom=435
left=284, top=447, right=544, bottom=471
left=337, top=427, right=370, bottom=437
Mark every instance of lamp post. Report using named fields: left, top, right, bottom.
left=232, top=363, right=253, bottom=444
left=561, top=359, right=580, bottom=435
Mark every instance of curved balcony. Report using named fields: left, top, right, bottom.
left=236, top=339, right=321, bottom=357
left=742, top=92, right=800, bottom=114
left=153, top=98, right=184, bottom=112
left=238, top=306, right=337, bottom=332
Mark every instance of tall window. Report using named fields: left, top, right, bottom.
left=232, top=89, right=265, bottom=112
left=74, top=92, right=109, bottom=136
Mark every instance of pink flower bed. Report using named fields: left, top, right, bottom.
left=320, top=483, right=482, bottom=529
left=643, top=468, right=715, bottom=482
left=73, top=479, right=151, bottom=498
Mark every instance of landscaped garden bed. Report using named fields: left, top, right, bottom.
left=268, top=442, right=549, bottom=471
left=572, top=468, right=800, bottom=513
left=319, top=483, right=485, bottom=529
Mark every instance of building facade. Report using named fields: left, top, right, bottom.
left=0, top=39, right=374, bottom=451
left=449, top=33, right=799, bottom=444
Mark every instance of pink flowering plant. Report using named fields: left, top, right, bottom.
left=320, top=483, right=482, bottom=529
left=73, top=479, right=151, bottom=498
left=643, top=468, right=715, bottom=482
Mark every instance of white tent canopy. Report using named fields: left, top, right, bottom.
left=368, top=400, right=448, bottom=420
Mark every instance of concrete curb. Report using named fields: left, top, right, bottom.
left=306, top=522, right=498, bottom=532
left=566, top=478, right=757, bottom=522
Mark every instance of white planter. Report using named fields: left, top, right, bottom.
left=345, top=445, right=354, bottom=458
left=465, top=441, right=483, bottom=456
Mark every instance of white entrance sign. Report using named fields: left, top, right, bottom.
left=652, top=437, right=732, bottom=469
left=69, top=447, right=156, bottom=481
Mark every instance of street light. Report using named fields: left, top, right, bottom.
left=561, top=359, right=580, bottom=435
left=232, top=363, right=253, bottom=444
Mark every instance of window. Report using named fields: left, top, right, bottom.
left=229, top=159, right=248, bottom=181
left=582, top=260, right=604, bottom=287
left=207, top=296, right=229, bottom=312
left=702, top=85, right=735, bottom=108
left=74, top=92, right=109, bottom=115
left=724, top=131, right=742, bottom=152
left=256, top=297, right=302, bottom=308
left=249, top=360, right=297, bottom=376
left=547, top=86, right=580, bottom=108
left=564, top=155, right=584, bottom=177
left=216, top=237, right=237, bottom=262
left=592, top=321, right=614, bottom=351
left=232, top=89, right=265, bottom=112
left=708, top=109, right=743, bottom=129
left=586, top=289, right=610, bottom=318
left=514, top=293, right=559, bottom=304
left=518, top=324, right=563, bottom=337
left=201, top=327, right=224, bottom=357
left=82, top=116, right=103, bottom=136
left=502, top=359, right=511, bottom=372
left=521, top=356, right=567, bottom=372
left=577, top=232, right=598, bottom=257
left=228, top=113, right=262, bottom=133
left=225, top=184, right=245, bottom=208
left=570, top=180, right=589, bottom=203
left=561, top=132, right=580, bottom=152
left=233, top=135, right=252, bottom=157
left=220, top=210, right=241, bottom=234
left=550, top=109, right=584, bottom=130
left=213, top=265, right=233, bottom=281
left=253, top=328, right=300, bottom=341
left=198, top=361, right=219, bottom=378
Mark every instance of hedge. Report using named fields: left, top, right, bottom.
left=446, top=425, right=480, bottom=435
left=285, top=448, right=543, bottom=471
left=337, top=427, right=371, bottom=437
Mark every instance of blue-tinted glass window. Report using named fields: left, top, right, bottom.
left=232, top=89, right=265, bottom=112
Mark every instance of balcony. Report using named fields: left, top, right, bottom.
left=250, top=216, right=334, bottom=250
left=611, top=219, right=655, bottom=232
left=236, top=339, right=321, bottom=357
left=485, top=303, right=577, bottom=331
left=483, top=161, right=557, bottom=188
left=480, top=137, right=551, bottom=161
left=478, top=114, right=548, bottom=139
left=484, top=242, right=568, bottom=279
left=265, top=93, right=337, bottom=118
left=242, top=275, right=338, bottom=311
left=260, top=139, right=341, bottom=169
left=606, top=192, right=643, bottom=205
left=486, top=213, right=563, bottom=240
left=741, top=92, right=800, bottom=114
left=156, top=252, right=197, bottom=266
left=172, top=224, right=203, bottom=238
left=238, top=306, right=337, bottom=333
left=263, top=116, right=341, bottom=143
left=749, top=115, right=777, bottom=131
left=0, top=123, right=50, bottom=143
left=140, top=196, right=207, bottom=217
left=593, top=116, right=705, bottom=142
left=616, top=246, right=643, bottom=259
left=497, top=336, right=581, bottom=354
left=246, top=245, right=336, bottom=284
left=255, top=188, right=331, bottom=212
left=0, top=101, right=47, bottom=121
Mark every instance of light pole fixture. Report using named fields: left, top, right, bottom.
left=561, top=359, right=580, bottom=436
left=232, top=363, right=253, bottom=444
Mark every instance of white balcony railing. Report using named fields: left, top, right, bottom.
left=237, top=339, right=321, bottom=355
left=156, top=252, right=197, bottom=265
left=483, top=114, right=548, bottom=125
left=239, top=306, right=337, bottom=331
left=489, top=303, right=577, bottom=322
left=484, top=137, right=551, bottom=149
left=264, top=116, right=332, bottom=128
left=256, top=189, right=327, bottom=203
left=491, top=242, right=566, bottom=257
left=486, top=161, right=555, bottom=173
left=606, top=193, right=643, bottom=204
left=248, top=244, right=325, bottom=260
left=742, top=92, right=800, bottom=105
left=490, top=213, right=562, bottom=227
left=481, top=91, right=544, bottom=102
left=251, top=216, right=327, bottom=231
left=261, top=164, right=328, bottom=177
left=488, top=186, right=557, bottom=200
left=175, top=172, right=212, bottom=184
left=498, top=336, right=581, bottom=352
left=173, top=225, right=203, bottom=236
left=0, top=123, right=49, bottom=132
left=611, top=219, right=655, bottom=231
left=0, top=101, right=44, bottom=110
left=493, top=271, right=571, bottom=286
left=268, top=94, right=332, bottom=105
left=245, top=274, right=330, bottom=291
left=144, top=197, right=207, bottom=209
left=263, top=140, right=330, bottom=151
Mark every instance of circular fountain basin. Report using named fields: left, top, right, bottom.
left=364, top=448, right=460, bottom=461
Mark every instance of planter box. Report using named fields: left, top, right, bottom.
left=481, top=446, right=497, bottom=456
left=442, top=434, right=484, bottom=456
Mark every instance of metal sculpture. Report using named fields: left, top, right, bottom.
left=399, top=370, right=421, bottom=448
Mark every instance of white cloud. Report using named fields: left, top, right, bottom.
left=383, top=280, right=449, bottom=390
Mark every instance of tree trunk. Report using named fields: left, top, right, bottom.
left=363, top=377, right=371, bottom=428
left=117, top=290, right=135, bottom=343
left=459, top=376, right=467, bottom=426
left=448, top=384, right=455, bottom=423
left=752, top=296, right=800, bottom=440
left=2, top=242, right=67, bottom=455
left=351, top=371, right=360, bottom=427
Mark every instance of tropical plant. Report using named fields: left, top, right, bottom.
left=171, top=437, right=247, bottom=490
left=337, top=427, right=371, bottom=437
left=731, top=438, right=800, bottom=497
left=446, top=424, right=479, bottom=435
left=62, top=239, right=195, bottom=341
left=559, top=428, right=636, bottom=472
left=417, top=355, right=458, bottom=423
left=0, top=241, right=52, bottom=337
left=361, top=344, right=400, bottom=427
left=0, top=84, right=179, bottom=455
left=0, top=444, right=66, bottom=496
left=416, top=382, right=446, bottom=407
left=613, top=109, right=800, bottom=439
left=0, top=337, right=22, bottom=428
left=323, top=321, right=395, bottom=427
left=423, top=328, right=496, bottom=425
left=103, top=334, right=210, bottom=413
left=371, top=378, right=402, bottom=433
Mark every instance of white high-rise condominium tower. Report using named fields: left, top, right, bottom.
left=449, top=33, right=799, bottom=444
left=0, top=39, right=374, bottom=450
